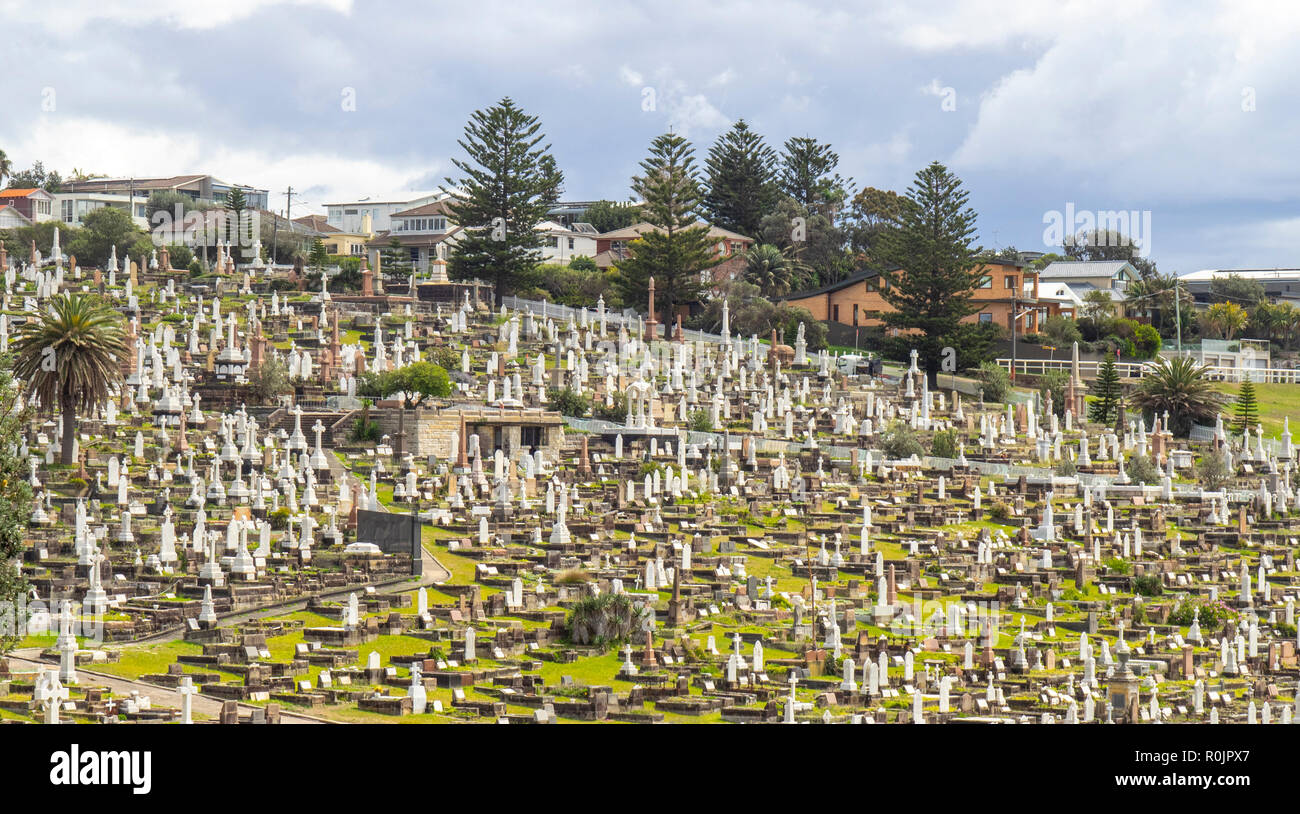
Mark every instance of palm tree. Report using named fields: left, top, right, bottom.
left=1128, top=356, right=1228, bottom=437
left=1201, top=301, right=1248, bottom=340
left=742, top=243, right=810, bottom=299
left=0, top=149, right=10, bottom=189
left=12, top=293, right=126, bottom=464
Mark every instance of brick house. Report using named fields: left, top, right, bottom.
left=784, top=260, right=1058, bottom=335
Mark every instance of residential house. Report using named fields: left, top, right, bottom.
left=537, top=220, right=598, bottom=265
left=1036, top=260, right=1136, bottom=317
left=53, top=190, right=150, bottom=228
left=364, top=199, right=462, bottom=280
left=60, top=175, right=268, bottom=210
left=0, top=204, right=32, bottom=229
left=784, top=260, right=1057, bottom=335
left=593, top=221, right=754, bottom=290
left=1179, top=268, right=1300, bottom=306
left=325, top=193, right=443, bottom=234
left=294, top=214, right=372, bottom=257
left=0, top=188, right=56, bottom=223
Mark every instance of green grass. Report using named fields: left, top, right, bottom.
left=1213, top=382, right=1300, bottom=437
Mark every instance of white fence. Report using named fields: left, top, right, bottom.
left=998, top=357, right=1300, bottom=383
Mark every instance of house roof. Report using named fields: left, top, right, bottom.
left=390, top=200, right=455, bottom=218
left=293, top=214, right=340, bottom=233
left=785, top=269, right=886, bottom=300
left=365, top=227, right=462, bottom=248
left=0, top=187, right=48, bottom=198
left=597, top=221, right=753, bottom=243
left=1038, top=260, right=1135, bottom=280
left=0, top=204, right=32, bottom=224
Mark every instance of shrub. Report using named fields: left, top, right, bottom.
left=986, top=500, right=1011, bottom=521
left=1132, top=323, right=1162, bottom=359
left=547, top=386, right=590, bottom=417
left=269, top=507, right=292, bottom=530
left=1195, top=449, right=1233, bottom=490
left=568, top=255, right=598, bottom=273
left=1055, top=457, right=1077, bottom=476
left=556, top=569, right=593, bottom=585
left=687, top=409, right=714, bottom=432
left=881, top=421, right=924, bottom=459
left=567, top=592, right=638, bottom=647
left=1127, top=453, right=1160, bottom=485
left=930, top=428, right=958, bottom=459
left=1133, top=574, right=1163, bottom=596
left=1043, top=314, right=1083, bottom=347
left=1104, top=557, right=1131, bottom=575
left=351, top=417, right=381, bottom=443
left=978, top=361, right=1011, bottom=402
left=1167, top=598, right=1234, bottom=628
left=593, top=391, right=628, bottom=423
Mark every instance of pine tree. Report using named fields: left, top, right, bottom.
left=779, top=136, right=849, bottom=215
left=874, top=161, right=982, bottom=387
left=1089, top=354, right=1123, bottom=425
left=613, top=133, right=721, bottom=326
left=444, top=97, right=564, bottom=307
left=1233, top=379, right=1259, bottom=436
left=308, top=238, right=329, bottom=272
left=702, top=120, right=778, bottom=238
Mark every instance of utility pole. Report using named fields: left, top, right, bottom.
left=271, top=186, right=294, bottom=266
left=1174, top=277, right=1183, bottom=357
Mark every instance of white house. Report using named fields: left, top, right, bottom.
left=536, top=220, right=598, bottom=265
left=325, top=192, right=448, bottom=234
left=0, top=204, right=32, bottom=229
left=53, top=191, right=150, bottom=229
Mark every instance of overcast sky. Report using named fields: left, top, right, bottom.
left=2, top=0, right=1297, bottom=274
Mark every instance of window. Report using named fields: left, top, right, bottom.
left=567, top=238, right=575, bottom=250
left=979, top=312, right=992, bottom=323
left=520, top=426, right=542, bottom=449
left=408, top=248, right=419, bottom=263
left=433, top=217, right=446, bottom=231
left=1004, top=275, right=1017, bottom=289
left=344, top=208, right=357, bottom=215
left=978, top=276, right=992, bottom=289
left=61, top=200, right=74, bottom=223
left=852, top=303, right=859, bottom=326
left=833, top=304, right=840, bottom=322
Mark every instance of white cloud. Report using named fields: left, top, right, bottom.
left=0, top=0, right=352, bottom=31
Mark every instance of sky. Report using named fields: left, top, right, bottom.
left=1, top=0, right=1298, bottom=274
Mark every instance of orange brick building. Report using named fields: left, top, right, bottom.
left=784, top=260, right=1058, bottom=335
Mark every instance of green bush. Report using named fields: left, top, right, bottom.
left=351, top=417, right=382, bottom=443
left=593, top=391, right=628, bottom=423
left=881, top=421, right=924, bottom=458
left=547, top=386, right=590, bottom=417
left=1127, top=453, right=1160, bottom=485
left=1104, top=557, right=1131, bottom=575
left=1167, top=599, right=1234, bottom=628
left=978, top=361, right=1011, bottom=402
left=1132, top=323, right=1162, bottom=359
left=567, top=592, right=638, bottom=647
left=1195, top=450, right=1233, bottom=490
left=1055, top=457, right=1077, bottom=476
left=986, top=500, right=1011, bottom=521
left=687, top=409, right=714, bottom=432
left=1133, top=574, right=1163, bottom=596
left=930, top=428, right=958, bottom=458
left=269, top=507, right=292, bottom=530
